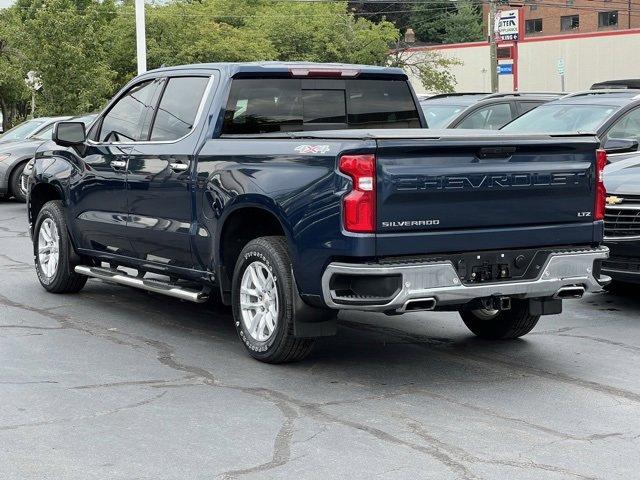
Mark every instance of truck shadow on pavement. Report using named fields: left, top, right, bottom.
left=76, top=281, right=640, bottom=399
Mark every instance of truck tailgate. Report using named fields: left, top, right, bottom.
left=375, top=135, right=601, bottom=254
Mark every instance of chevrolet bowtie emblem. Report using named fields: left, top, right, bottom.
left=606, top=196, right=623, bottom=205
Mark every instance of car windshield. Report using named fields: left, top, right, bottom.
left=501, top=104, right=619, bottom=133
left=421, top=104, right=466, bottom=128
left=32, top=125, right=54, bottom=140
left=0, top=119, right=47, bottom=141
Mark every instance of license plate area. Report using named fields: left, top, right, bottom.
left=452, top=248, right=551, bottom=285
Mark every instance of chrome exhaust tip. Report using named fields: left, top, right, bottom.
left=400, top=297, right=437, bottom=312
left=554, top=285, right=586, bottom=299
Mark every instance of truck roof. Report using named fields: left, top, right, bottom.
left=146, top=61, right=407, bottom=78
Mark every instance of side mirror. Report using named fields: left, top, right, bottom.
left=52, top=121, right=86, bottom=147
left=603, top=138, right=639, bottom=154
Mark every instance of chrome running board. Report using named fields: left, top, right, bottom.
left=74, top=266, right=209, bottom=303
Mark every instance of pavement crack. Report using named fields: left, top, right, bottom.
left=407, top=421, right=600, bottom=480
left=0, top=391, right=167, bottom=432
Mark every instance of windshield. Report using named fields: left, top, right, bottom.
left=32, top=125, right=54, bottom=140
left=0, top=119, right=47, bottom=141
left=421, top=104, right=466, bottom=128
left=501, top=104, right=619, bottom=133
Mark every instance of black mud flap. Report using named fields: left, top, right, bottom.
left=293, top=291, right=338, bottom=338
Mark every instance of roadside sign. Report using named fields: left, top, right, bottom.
left=498, top=63, right=514, bottom=75
left=557, top=58, right=565, bottom=75
left=495, top=10, right=519, bottom=42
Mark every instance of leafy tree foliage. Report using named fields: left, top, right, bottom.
left=411, top=0, right=484, bottom=44
left=0, top=0, right=459, bottom=126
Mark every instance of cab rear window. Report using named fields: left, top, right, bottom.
left=221, top=78, right=420, bottom=134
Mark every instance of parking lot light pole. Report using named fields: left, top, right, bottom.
left=488, top=0, right=499, bottom=93
left=135, top=0, right=147, bottom=74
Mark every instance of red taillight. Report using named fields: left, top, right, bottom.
left=339, top=154, right=376, bottom=233
left=595, top=149, right=607, bottom=221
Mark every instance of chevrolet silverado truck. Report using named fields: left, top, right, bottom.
left=26, top=62, right=610, bottom=363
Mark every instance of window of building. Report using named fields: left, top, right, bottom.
left=525, top=18, right=543, bottom=34
left=561, top=15, right=580, bottom=31
left=598, top=11, right=618, bottom=27
left=566, top=0, right=574, bottom=6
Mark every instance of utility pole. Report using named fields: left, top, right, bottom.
left=135, top=0, right=147, bottom=74
left=488, top=0, right=499, bottom=93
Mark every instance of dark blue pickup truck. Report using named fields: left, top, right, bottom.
left=27, top=62, right=610, bottom=363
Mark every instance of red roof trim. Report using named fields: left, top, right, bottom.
left=401, top=28, right=640, bottom=52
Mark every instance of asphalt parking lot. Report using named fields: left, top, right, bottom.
left=1, top=199, right=639, bottom=480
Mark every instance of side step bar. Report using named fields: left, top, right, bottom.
left=74, top=266, right=209, bottom=303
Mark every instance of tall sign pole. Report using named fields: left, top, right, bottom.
left=489, top=0, right=499, bottom=93
left=135, top=0, right=147, bottom=74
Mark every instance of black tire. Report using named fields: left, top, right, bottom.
left=459, top=299, right=541, bottom=340
left=9, top=162, right=27, bottom=203
left=33, top=200, right=87, bottom=294
left=231, top=236, right=313, bottom=363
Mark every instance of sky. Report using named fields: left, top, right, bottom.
left=0, top=0, right=14, bottom=7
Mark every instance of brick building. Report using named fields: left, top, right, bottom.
left=485, top=0, right=640, bottom=38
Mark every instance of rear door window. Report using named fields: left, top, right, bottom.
left=222, top=78, right=420, bottom=134
left=150, top=76, right=209, bottom=141
left=456, top=103, right=513, bottom=130
left=605, top=107, right=640, bottom=143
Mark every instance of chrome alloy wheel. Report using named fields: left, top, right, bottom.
left=38, top=218, right=60, bottom=278
left=240, top=261, right=279, bottom=342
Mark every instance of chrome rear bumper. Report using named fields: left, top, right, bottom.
left=321, top=247, right=610, bottom=312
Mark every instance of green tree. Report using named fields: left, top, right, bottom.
left=22, top=0, right=118, bottom=116
left=444, top=1, right=484, bottom=44
left=411, top=0, right=483, bottom=44
left=0, top=8, right=30, bottom=130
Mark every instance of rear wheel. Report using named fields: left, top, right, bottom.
left=231, top=236, right=313, bottom=363
left=34, top=201, right=87, bottom=293
left=9, top=162, right=27, bottom=202
left=459, top=299, right=540, bottom=339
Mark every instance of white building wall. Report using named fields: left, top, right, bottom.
left=405, top=30, right=640, bottom=94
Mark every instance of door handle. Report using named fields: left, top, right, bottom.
left=111, top=160, right=127, bottom=170
left=169, top=162, right=189, bottom=173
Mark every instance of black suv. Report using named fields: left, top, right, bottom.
left=420, top=92, right=562, bottom=130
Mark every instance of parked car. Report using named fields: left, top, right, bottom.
left=19, top=114, right=97, bottom=199
left=420, top=93, right=490, bottom=128
left=591, top=79, right=640, bottom=90
left=502, top=90, right=640, bottom=162
left=27, top=62, right=608, bottom=363
left=420, top=92, right=562, bottom=129
left=0, top=115, right=91, bottom=202
left=601, top=156, right=640, bottom=286
left=446, top=92, right=563, bottom=130
left=0, top=116, right=70, bottom=144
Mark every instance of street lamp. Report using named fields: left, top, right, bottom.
left=24, top=70, right=42, bottom=118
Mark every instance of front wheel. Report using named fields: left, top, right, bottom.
left=33, top=201, right=87, bottom=293
left=9, top=162, right=27, bottom=202
left=459, top=299, right=540, bottom=340
left=231, top=236, right=313, bottom=363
